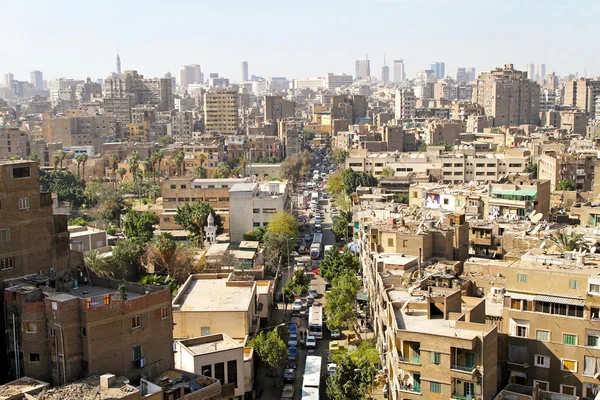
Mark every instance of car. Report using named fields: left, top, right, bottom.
left=313, top=300, right=322, bottom=307
left=297, top=260, right=305, bottom=268
left=287, top=358, right=297, bottom=369
left=288, top=325, right=297, bottom=335
left=309, top=288, right=318, bottom=298
left=327, top=363, right=338, bottom=377
left=329, top=341, right=340, bottom=352
left=304, top=234, right=311, bottom=242
left=288, top=346, right=297, bottom=358
left=322, top=193, right=328, bottom=199
left=325, top=283, right=332, bottom=291
left=315, top=223, right=322, bottom=231
left=331, top=329, right=341, bottom=339
left=288, top=333, right=298, bottom=347
left=305, top=296, right=314, bottom=307
left=281, top=384, right=294, bottom=399
left=306, top=335, right=316, bottom=349
left=283, top=369, right=295, bottom=382
left=307, top=349, right=315, bottom=356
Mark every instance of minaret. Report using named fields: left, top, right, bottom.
left=204, top=213, right=218, bottom=248
left=116, top=48, right=122, bottom=74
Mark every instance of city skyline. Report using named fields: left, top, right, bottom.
left=1, top=0, right=598, bottom=82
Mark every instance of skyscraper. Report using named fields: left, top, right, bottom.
left=526, top=63, right=535, bottom=80
left=536, top=63, right=546, bottom=81
left=431, top=62, right=445, bottom=79
left=179, top=64, right=203, bottom=89
left=241, top=61, right=249, bottom=82
left=381, top=55, right=389, bottom=84
left=355, top=55, right=370, bottom=80
left=467, top=68, right=476, bottom=81
left=4, top=73, right=14, bottom=88
left=116, top=49, right=121, bottom=74
left=456, top=68, right=469, bottom=83
left=393, top=60, right=405, bottom=83
left=30, top=70, right=43, bottom=90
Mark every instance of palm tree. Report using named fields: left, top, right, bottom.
left=150, top=152, right=160, bottom=184
left=84, top=249, right=114, bottom=277
left=143, top=157, right=153, bottom=181
left=548, top=231, right=590, bottom=253
left=174, top=151, right=185, bottom=176
left=155, top=150, right=164, bottom=180
left=239, top=156, right=247, bottom=177
left=80, top=153, right=88, bottom=179
left=129, top=152, right=140, bottom=182
left=191, top=202, right=213, bottom=248
left=198, top=153, right=207, bottom=172
left=75, top=154, right=85, bottom=177
left=117, top=167, right=127, bottom=183
left=109, top=154, right=119, bottom=186
left=154, top=233, right=177, bottom=276
left=58, top=150, right=67, bottom=170
left=30, top=152, right=40, bottom=163
left=52, top=155, right=60, bottom=171
left=194, top=166, right=207, bottom=178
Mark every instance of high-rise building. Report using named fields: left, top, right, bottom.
left=393, top=60, right=406, bottom=83
left=179, top=64, right=203, bottom=90
left=204, top=89, right=239, bottom=134
left=241, top=61, right=249, bottom=82
left=264, top=95, right=295, bottom=121
left=467, top=67, right=476, bottom=81
left=536, top=63, right=546, bottom=81
left=526, top=63, right=536, bottom=80
left=355, top=55, right=370, bottom=80
left=4, top=73, right=14, bottom=88
left=116, top=49, right=121, bottom=74
left=474, top=63, right=540, bottom=126
left=395, top=88, right=416, bottom=119
left=381, top=55, right=390, bottom=84
left=29, top=70, right=43, bottom=90
left=431, top=62, right=445, bottom=79
left=326, top=73, right=353, bottom=89
left=563, top=78, right=600, bottom=119
left=456, top=68, right=469, bottom=83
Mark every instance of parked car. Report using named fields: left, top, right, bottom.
left=288, top=346, right=297, bottom=358
left=307, top=349, right=315, bottom=356
left=283, top=368, right=295, bottom=382
left=329, top=341, right=340, bottom=352
left=281, top=384, right=294, bottom=400
left=327, top=363, right=338, bottom=377
left=322, top=193, right=328, bottom=199
left=287, top=358, right=297, bottom=369
left=306, top=335, right=316, bottom=349
left=288, top=333, right=298, bottom=347
left=305, top=296, right=314, bottom=307
left=331, top=329, right=341, bottom=339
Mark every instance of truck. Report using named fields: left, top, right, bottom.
left=310, top=234, right=323, bottom=259
left=311, top=191, right=319, bottom=201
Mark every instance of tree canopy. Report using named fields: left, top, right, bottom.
left=557, top=179, right=576, bottom=191
left=324, top=272, right=361, bottom=330
left=325, top=170, right=344, bottom=199
left=332, top=211, right=353, bottom=241
left=39, top=170, right=92, bottom=209
left=283, top=269, right=311, bottom=303
left=326, top=354, right=374, bottom=400
left=342, top=168, right=378, bottom=195
left=380, top=167, right=395, bottom=177
left=123, top=211, right=159, bottom=243
left=548, top=231, right=589, bottom=253
left=319, top=248, right=360, bottom=283
left=248, top=330, right=288, bottom=383
left=330, top=148, right=349, bottom=166
left=173, top=202, right=221, bottom=247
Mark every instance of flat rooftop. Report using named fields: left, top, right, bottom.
left=45, top=375, right=137, bottom=400
left=181, top=334, right=241, bottom=355
left=229, top=183, right=258, bottom=192
left=50, top=285, right=143, bottom=301
left=0, top=377, right=48, bottom=399
left=174, top=276, right=254, bottom=312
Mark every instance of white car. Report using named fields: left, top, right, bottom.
left=309, top=288, right=318, bottom=298
left=306, top=335, right=316, bottom=349
left=287, top=333, right=298, bottom=347
left=331, top=329, right=341, bottom=339
left=327, top=363, right=338, bottom=377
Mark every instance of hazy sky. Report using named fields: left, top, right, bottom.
left=1, top=0, right=598, bottom=83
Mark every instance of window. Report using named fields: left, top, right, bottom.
left=584, top=356, right=600, bottom=377
left=430, top=352, right=441, bottom=365
left=49, top=328, right=55, bottom=337
left=534, top=355, right=550, bottom=368
left=516, top=326, right=528, bottom=337
left=517, top=273, right=528, bottom=283
left=0, top=257, right=15, bottom=271
left=170, top=184, right=176, bottom=189
left=131, top=315, right=142, bottom=329
left=227, top=360, right=238, bottom=388
left=534, top=381, right=549, bottom=391
left=201, top=327, right=210, bottom=336
left=536, top=330, right=550, bottom=342
left=569, top=279, right=580, bottom=289
left=535, top=301, right=583, bottom=318
left=13, top=167, right=30, bottom=179
left=29, top=353, right=40, bottom=362
left=0, top=229, right=10, bottom=243
left=443, top=199, right=449, bottom=205
left=253, top=208, right=259, bottom=214
left=430, top=382, right=441, bottom=393
left=161, top=306, right=169, bottom=319
left=133, top=345, right=142, bottom=360
left=561, top=359, right=577, bottom=372
left=263, top=208, right=277, bottom=214
left=590, top=284, right=600, bottom=293
left=253, top=222, right=260, bottom=227
left=180, top=185, right=187, bottom=189
left=214, top=362, right=225, bottom=385
left=387, top=238, right=394, bottom=247
left=18, top=197, right=30, bottom=210
left=563, top=333, right=577, bottom=346
left=25, top=322, right=37, bottom=333
left=560, top=385, right=576, bottom=396
left=592, top=307, right=600, bottom=319
left=201, top=365, right=212, bottom=377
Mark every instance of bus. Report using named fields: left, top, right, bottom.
left=308, top=305, right=323, bottom=339
left=302, top=355, right=322, bottom=400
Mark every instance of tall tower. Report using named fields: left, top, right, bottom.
left=381, top=55, right=390, bottom=84
left=116, top=48, right=122, bottom=74
left=241, top=61, right=249, bottom=82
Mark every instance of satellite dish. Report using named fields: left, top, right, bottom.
left=539, top=240, right=546, bottom=249
left=545, top=225, right=550, bottom=231
left=529, top=210, right=537, bottom=219
left=592, top=246, right=597, bottom=254
left=531, top=213, right=543, bottom=224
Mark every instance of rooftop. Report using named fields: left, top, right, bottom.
left=229, top=183, right=258, bottom=193
left=179, top=333, right=242, bottom=355
left=173, top=274, right=255, bottom=312
left=45, top=375, right=137, bottom=400
left=0, top=377, right=49, bottom=400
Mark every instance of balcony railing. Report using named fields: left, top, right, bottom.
left=399, top=356, right=421, bottom=365
left=452, top=394, right=480, bottom=400
left=451, top=364, right=477, bottom=373
left=399, top=384, right=421, bottom=394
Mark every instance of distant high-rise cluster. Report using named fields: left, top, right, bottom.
left=241, top=61, right=249, bottom=82
left=179, top=64, right=203, bottom=89
left=393, top=59, right=405, bottom=83
left=431, top=61, right=445, bottom=79
left=355, top=55, right=371, bottom=80
left=381, top=55, right=390, bottom=84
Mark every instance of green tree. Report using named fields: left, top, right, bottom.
left=325, top=170, right=344, bottom=200
left=418, top=142, right=427, bottom=152
left=117, top=167, right=127, bottom=182
left=326, top=355, right=363, bottom=400
left=85, top=249, right=119, bottom=278
left=243, top=226, right=267, bottom=242
left=173, top=151, right=185, bottom=176
left=129, top=152, right=140, bottom=182
left=381, top=167, right=395, bottom=177
left=109, top=154, right=119, bottom=186
left=248, top=330, right=288, bottom=384
left=194, top=166, right=208, bottom=178
left=549, top=231, right=589, bottom=253
left=140, top=274, right=179, bottom=295
left=79, top=153, right=88, bottom=178
left=239, top=156, right=247, bottom=177
left=331, top=148, right=349, bottom=167
left=123, top=211, right=159, bottom=243
left=107, top=238, right=145, bottom=278
left=173, top=202, right=220, bottom=247
left=280, top=155, right=302, bottom=184
left=212, top=162, right=231, bottom=178
left=324, top=273, right=361, bottom=330
left=263, top=212, right=298, bottom=271
left=153, top=232, right=177, bottom=276
left=68, top=217, right=87, bottom=226
left=265, top=212, right=298, bottom=239
left=524, top=162, right=538, bottom=178
left=29, top=152, right=40, bottom=163
left=58, top=150, right=67, bottom=170
left=557, top=179, right=576, bottom=191
left=319, top=248, right=360, bottom=283
left=342, top=168, right=378, bottom=195
left=75, top=154, right=85, bottom=177
left=282, top=269, right=311, bottom=303
left=158, top=135, right=175, bottom=147
left=394, top=193, right=409, bottom=204
left=52, top=154, right=60, bottom=171
left=332, top=212, right=352, bottom=241
left=39, top=170, right=92, bottom=209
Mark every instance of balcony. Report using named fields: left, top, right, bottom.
left=399, top=384, right=421, bottom=395
left=451, top=364, right=477, bottom=373
left=452, top=395, right=481, bottom=400
left=399, top=356, right=421, bottom=365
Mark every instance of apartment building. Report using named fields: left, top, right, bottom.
left=438, top=152, right=529, bottom=185
left=346, top=151, right=437, bottom=177
left=538, top=152, right=598, bottom=191
left=263, top=95, right=295, bottom=121
left=488, top=175, right=551, bottom=218
left=293, top=77, right=326, bottom=90
left=204, top=89, right=239, bottom=134
left=395, top=88, right=416, bottom=120
left=124, top=70, right=174, bottom=111
left=0, top=127, right=29, bottom=159
left=563, top=78, right=600, bottom=119
left=326, top=73, right=353, bottom=89
left=175, top=334, right=253, bottom=399
left=172, top=111, right=194, bottom=139
left=172, top=274, right=258, bottom=342
left=474, top=64, right=540, bottom=126
left=181, top=141, right=225, bottom=175
left=4, top=272, right=174, bottom=385
left=228, top=181, right=289, bottom=243
left=278, top=120, right=303, bottom=157
left=42, top=115, right=116, bottom=152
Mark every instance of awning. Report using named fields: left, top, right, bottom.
left=356, top=290, right=368, bottom=302
left=505, top=292, right=536, bottom=301
left=491, top=189, right=537, bottom=197
left=533, top=295, right=585, bottom=307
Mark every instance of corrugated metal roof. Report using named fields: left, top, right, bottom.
left=505, top=291, right=536, bottom=301
left=533, top=295, right=585, bottom=307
